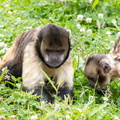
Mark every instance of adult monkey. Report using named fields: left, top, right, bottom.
left=0, top=23, right=74, bottom=103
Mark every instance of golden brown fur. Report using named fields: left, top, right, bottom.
left=84, top=37, right=120, bottom=92
left=0, top=23, right=74, bottom=103
left=0, top=39, right=17, bottom=69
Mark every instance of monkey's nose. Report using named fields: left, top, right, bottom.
left=52, top=56, right=58, bottom=61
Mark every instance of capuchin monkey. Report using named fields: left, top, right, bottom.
left=0, top=23, right=74, bottom=103
left=84, top=37, right=120, bottom=94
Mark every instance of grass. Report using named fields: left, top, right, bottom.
left=0, top=0, right=120, bottom=119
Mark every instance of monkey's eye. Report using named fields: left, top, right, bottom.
left=46, top=49, right=65, bottom=54
left=46, top=49, right=53, bottom=53
left=57, top=50, right=65, bottom=54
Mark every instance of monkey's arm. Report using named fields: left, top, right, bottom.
left=22, top=42, right=54, bottom=103
left=56, top=57, right=74, bottom=101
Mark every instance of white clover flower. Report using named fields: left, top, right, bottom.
left=4, top=4, right=9, bottom=7
left=25, top=26, right=32, bottom=30
left=0, top=97, right=3, bottom=100
left=114, top=116, right=119, bottom=120
left=0, top=42, right=7, bottom=47
left=77, top=14, right=83, bottom=21
left=80, top=27, right=85, bottom=33
left=98, top=13, right=104, bottom=19
left=89, top=0, right=93, bottom=4
left=103, top=97, right=108, bottom=101
left=66, top=115, right=70, bottom=119
left=0, top=34, right=4, bottom=37
left=30, top=115, right=38, bottom=120
left=5, top=75, right=10, bottom=80
left=86, top=29, right=92, bottom=36
left=17, top=17, right=21, bottom=21
left=111, top=19, right=117, bottom=25
left=13, top=10, right=17, bottom=14
left=86, top=18, right=92, bottom=23
left=76, top=24, right=81, bottom=29
left=0, top=25, right=4, bottom=28
left=0, top=107, right=5, bottom=110
left=0, top=49, right=5, bottom=54
left=10, top=115, right=16, bottom=119
left=87, top=29, right=92, bottom=33
left=106, top=31, right=111, bottom=35
left=8, top=11, right=12, bottom=15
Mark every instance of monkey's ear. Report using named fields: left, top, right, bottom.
left=100, top=62, right=111, bottom=73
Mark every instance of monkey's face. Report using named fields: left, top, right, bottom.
left=41, top=33, right=70, bottom=68
left=84, top=54, right=112, bottom=93
left=37, top=24, right=71, bottom=68
left=41, top=44, right=69, bottom=68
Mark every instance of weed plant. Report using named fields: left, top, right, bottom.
left=0, top=0, right=120, bottom=119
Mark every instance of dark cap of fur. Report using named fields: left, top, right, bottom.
left=38, top=23, right=70, bottom=47
left=41, top=23, right=69, bottom=37
left=86, top=54, right=106, bottom=66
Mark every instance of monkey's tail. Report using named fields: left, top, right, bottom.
left=110, top=37, right=120, bottom=55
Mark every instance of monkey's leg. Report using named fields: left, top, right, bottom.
left=23, top=86, right=54, bottom=103
left=33, top=86, right=54, bottom=103
left=57, top=86, right=73, bottom=101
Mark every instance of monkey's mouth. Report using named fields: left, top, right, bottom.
left=46, top=61, right=62, bottom=68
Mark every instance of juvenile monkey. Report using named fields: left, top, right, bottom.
left=0, top=23, right=74, bottom=103
left=84, top=37, right=120, bottom=93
